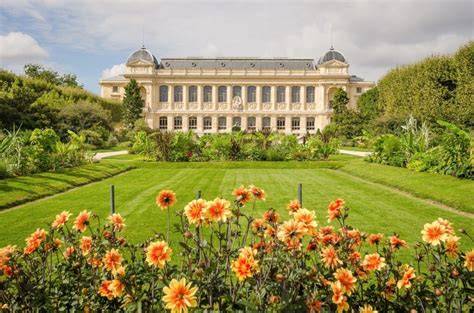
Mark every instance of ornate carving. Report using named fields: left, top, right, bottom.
left=175, top=103, right=183, bottom=110
left=204, top=103, right=213, bottom=109
left=161, top=103, right=169, bottom=110
left=263, top=103, right=272, bottom=110
left=308, top=104, right=316, bottom=110
left=278, top=103, right=286, bottom=110
left=248, top=103, right=257, bottom=110
left=219, top=103, right=228, bottom=110
left=293, top=103, right=301, bottom=110
left=190, top=103, right=198, bottom=110
left=232, top=96, right=243, bottom=111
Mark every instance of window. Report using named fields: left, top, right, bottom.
left=203, top=86, right=212, bottom=102
left=112, top=86, right=119, bottom=93
left=262, top=117, right=271, bottom=130
left=328, top=100, right=334, bottom=110
left=291, top=86, right=300, bottom=103
left=218, top=116, right=227, bottom=130
left=189, top=86, right=198, bottom=102
left=277, top=117, right=285, bottom=130
left=291, top=117, right=300, bottom=130
left=247, top=86, right=256, bottom=102
left=174, top=86, right=183, bottom=102
left=189, top=116, right=197, bottom=130
left=306, top=117, right=315, bottom=130
left=159, top=116, right=168, bottom=130
left=232, top=86, right=242, bottom=98
left=262, top=86, right=271, bottom=103
left=203, top=116, right=212, bottom=130
left=159, top=85, right=168, bottom=102
left=247, top=116, right=256, bottom=131
left=232, top=117, right=241, bottom=127
left=218, top=86, right=227, bottom=102
left=356, top=87, right=362, bottom=93
left=174, top=116, right=182, bottom=130
left=277, top=86, right=286, bottom=103
left=306, top=86, right=315, bottom=103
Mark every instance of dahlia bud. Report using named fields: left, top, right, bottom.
left=184, top=231, right=193, bottom=239
left=275, top=273, right=285, bottom=283
left=195, top=267, right=204, bottom=278
left=451, top=269, right=460, bottom=278
left=435, top=288, right=443, bottom=296
left=268, top=295, right=280, bottom=305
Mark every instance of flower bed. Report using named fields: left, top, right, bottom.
left=0, top=186, right=473, bottom=312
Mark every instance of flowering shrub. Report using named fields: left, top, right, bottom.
left=0, top=186, right=473, bottom=312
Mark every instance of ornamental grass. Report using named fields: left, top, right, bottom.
left=0, top=186, right=473, bottom=312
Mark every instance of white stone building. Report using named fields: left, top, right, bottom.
left=100, top=46, right=374, bottom=134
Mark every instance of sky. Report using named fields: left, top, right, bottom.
left=0, top=0, right=472, bottom=94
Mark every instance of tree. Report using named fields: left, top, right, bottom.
left=357, top=87, right=380, bottom=119
left=332, top=88, right=349, bottom=115
left=24, top=64, right=81, bottom=87
left=123, top=79, right=144, bottom=128
left=58, top=101, right=112, bottom=135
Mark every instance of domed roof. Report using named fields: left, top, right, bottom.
left=318, top=46, right=346, bottom=64
left=126, top=46, right=158, bottom=66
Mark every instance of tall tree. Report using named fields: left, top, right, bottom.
left=332, top=88, right=349, bottom=115
left=122, top=79, right=144, bottom=128
left=24, top=64, right=81, bottom=87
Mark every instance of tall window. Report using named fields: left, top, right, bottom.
left=306, top=117, right=315, bottom=130
left=218, top=86, right=227, bottom=102
left=306, top=86, right=315, bottom=103
left=277, top=117, right=285, bottom=130
left=277, top=86, right=286, bottom=103
left=112, top=86, right=119, bottom=93
left=174, top=86, right=183, bottom=102
left=262, top=117, right=271, bottom=130
left=247, top=86, right=256, bottom=102
left=203, top=116, right=212, bottom=130
left=291, top=117, right=300, bottom=130
left=159, top=85, right=168, bottom=102
left=232, top=86, right=242, bottom=98
left=188, top=86, right=198, bottom=102
left=247, top=116, right=256, bottom=131
left=189, top=116, right=197, bottom=130
left=356, top=87, right=362, bottom=93
left=262, top=86, right=271, bottom=103
left=174, top=116, right=182, bottom=130
left=203, top=86, right=212, bottom=102
left=218, top=116, right=227, bottom=130
left=232, top=117, right=241, bottom=127
left=291, top=86, right=300, bottom=103
left=159, top=116, right=168, bottom=130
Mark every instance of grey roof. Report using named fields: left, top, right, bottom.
left=318, top=47, right=346, bottom=64
left=158, top=57, right=316, bottom=70
left=127, top=47, right=158, bottom=66
left=349, top=75, right=365, bottom=82
left=102, top=75, right=127, bottom=81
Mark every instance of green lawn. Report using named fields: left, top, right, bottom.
left=340, top=159, right=474, bottom=214
left=1, top=161, right=472, bottom=257
left=0, top=162, right=133, bottom=210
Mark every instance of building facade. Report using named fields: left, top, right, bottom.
left=100, top=47, right=374, bottom=135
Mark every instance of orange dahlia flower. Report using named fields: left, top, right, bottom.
left=327, top=198, right=345, bottom=222
left=464, top=250, right=474, bottom=271
left=367, top=233, right=384, bottom=246
left=287, top=199, right=301, bottom=215
left=0, top=245, right=16, bottom=272
left=249, top=185, right=266, bottom=201
left=389, top=235, right=407, bottom=250
left=446, top=236, right=460, bottom=258
left=362, top=253, right=386, bottom=272
left=437, top=218, right=454, bottom=235
left=51, top=211, right=72, bottom=229
left=421, top=220, right=448, bottom=246
left=99, top=280, right=114, bottom=300
left=251, top=218, right=266, bottom=234
left=277, top=220, right=307, bottom=243
left=162, top=278, right=198, bottom=313
left=331, top=281, right=349, bottom=312
left=263, top=209, right=280, bottom=223
left=293, top=208, right=318, bottom=235
left=80, top=236, right=93, bottom=256
left=184, top=199, right=207, bottom=225
left=109, top=279, right=125, bottom=298
left=359, top=304, right=378, bottom=313
left=397, top=265, right=416, bottom=289
left=108, top=213, right=126, bottom=231
left=156, top=190, right=177, bottom=209
left=73, top=210, right=91, bottom=233
left=232, top=185, right=252, bottom=205
left=146, top=241, right=172, bottom=268
left=103, top=249, right=122, bottom=273
left=23, top=229, right=47, bottom=255
left=334, top=268, right=357, bottom=295
left=321, top=246, right=342, bottom=269
left=204, top=198, right=232, bottom=223
left=63, top=246, right=75, bottom=259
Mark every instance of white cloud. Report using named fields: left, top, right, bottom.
left=0, top=32, right=49, bottom=65
left=101, top=63, right=126, bottom=79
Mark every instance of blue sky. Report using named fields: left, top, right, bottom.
left=1, top=0, right=472, bottom=94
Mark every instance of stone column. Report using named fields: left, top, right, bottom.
left=227, top=86, right=231, bottom=103
left=242, top=85, right=247, bottom=110
left=241, top=114, right=248, bottom=131
left=256, top=86, right=262, bottom=110
left=270, top=116, right=277, bottom=132
left=300, top=116, right=307, bottom=134
left=168, top=84, right=173, bottom=107
left=285, top=86, right=290, bottom=110
left=256, top=115, right=262, bottom=131
left=167, top=115, right=173, bottom=131
left=226, top=116, right=233, bottom=133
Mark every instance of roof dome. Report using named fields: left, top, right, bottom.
left=318, top=46, right=346, bottom=64
left=126, top=46, right=158, bottom=66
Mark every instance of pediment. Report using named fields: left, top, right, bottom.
left=127, top=60, right=154, bottom=67
left=319, top=60, right=348, bottom=68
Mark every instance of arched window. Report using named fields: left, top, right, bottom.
left=232, top=86, right=242, bottom=98
left=232, top=117, right=241, bottom=127
left=203, top=116, right=212, bottom=130
left=218, top=86, right=227, bottom=102
left=247, top=86, right=256, bottom=103
left=262, top=117, right=271, bottom=131
left=291, top=86, right=300, bottom=103
left=189, top=86, right=198, bottom=102
left=327, top=87, right=338, bottom=110
left=218, top=116, right=227, bottom=130
left=159, top=116, right=168, bottom=130
left=188, top=116, right=197, bottom=130
left=276, top=117, right=285, bottom=130
left=262, top=86, right=271, bottom=103
left=277, top=86, right=286, bottom=103
left=247, top=116, right=256, bottom=131
left=306, top=117, right=315, bottom=130
left=291, top=117, right=300, bottom=130
left=306, top=86, right=315, bottom=103
left=174, top=86, right=183, bottom=102
left=139, top=87, right=146, bottom=101
left=159, top=85, right=168, bottom=102
left=174, top=116, right=182, bottom=130
left=203, top=86, right=212, bottom=103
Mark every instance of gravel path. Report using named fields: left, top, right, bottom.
left=93, top=150, right=129, bottom=160
left=338, top=149, right=372, bottom=157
